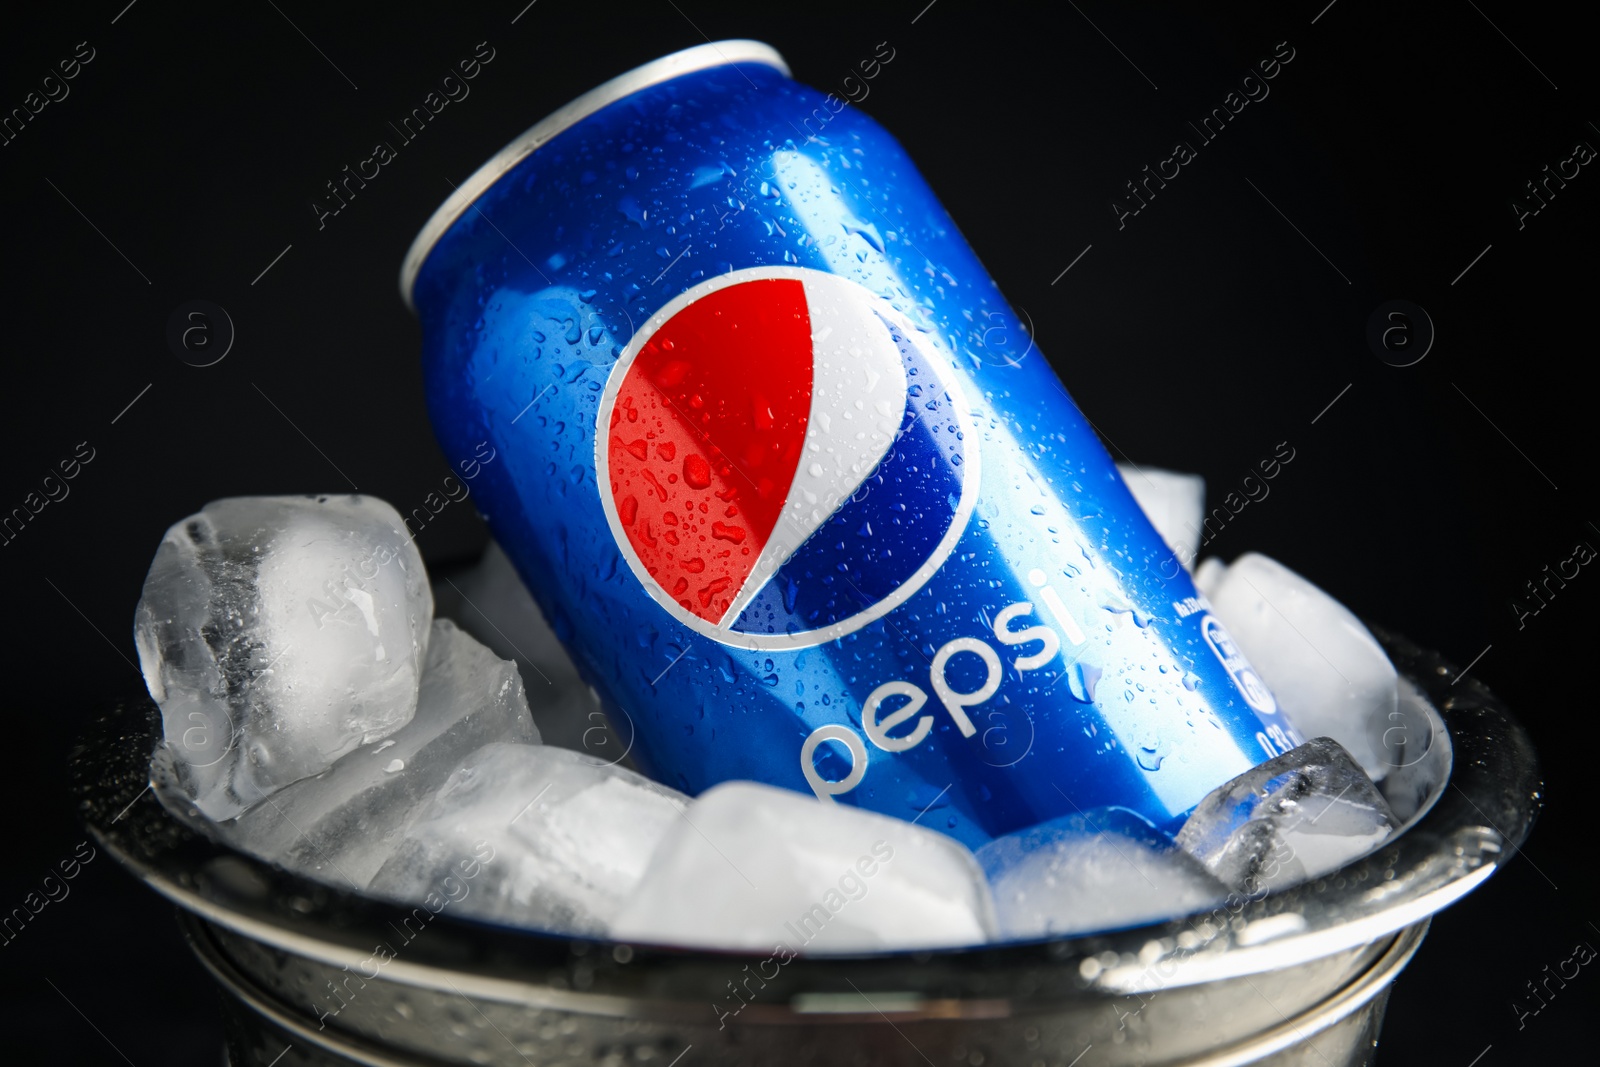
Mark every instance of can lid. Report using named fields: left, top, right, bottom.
left=398, top=40, right=790, bottom=312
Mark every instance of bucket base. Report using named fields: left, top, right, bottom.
left=199, top=914, right=1425, bottom=1067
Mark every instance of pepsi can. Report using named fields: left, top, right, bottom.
left=403, top=41, right=1301, bottom=849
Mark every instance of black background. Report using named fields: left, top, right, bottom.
left=1, top=1, right=1592, bottom=1062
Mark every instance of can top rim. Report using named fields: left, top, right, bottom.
left=397, top=39, right=790, bottom=312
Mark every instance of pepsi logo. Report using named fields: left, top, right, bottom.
left=597, top=267, right=980, bottom=650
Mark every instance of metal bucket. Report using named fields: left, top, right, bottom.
left=75, top=627, right=1538, bottom=1066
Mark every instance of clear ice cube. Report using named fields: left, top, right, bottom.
left=220, top=620, right=537, bottom=888
left=1117, top=464, right=1205, bottom=568
left=1193, top=557, right=1227, bottom=599
left=977, top=808, right=1228, bottom=939
left=367, top=742, right=687, bottom=935
left=610, top=782, right=996, bottom=952
left=434, top=542, right=624, bottom=761
left=1205, top=553, right=1396, bottom=779
left=135, top=495, right=433, bottom=820
left=1175, top=737, right=1398, bottom=894
left=1376, top=677, right=1452, bottom=824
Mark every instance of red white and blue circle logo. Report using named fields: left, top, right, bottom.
left=597, top=267, right=980, bottom=650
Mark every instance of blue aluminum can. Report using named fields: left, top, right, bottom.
left=403, top=41, right=1301, bottom=849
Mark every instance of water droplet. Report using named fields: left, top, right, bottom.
left=843, top=219, right=885, bottom=252
left=1098, top=590, right=1154, bottom=629
left=1066, top=662, right=1102, bottom=703
left=683, top=455, right=711, bottom=488
left=618, top=196, right=647, bottom=227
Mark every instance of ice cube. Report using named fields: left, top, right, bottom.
left=148, top=742, right=222, bottom=840
left=610, top=782, right=996, bottom=952
left=220, top=620, right=538, bottom=888
left=977, top=809, right=1229, bottom=939
left=1205, top=553, right=1396, bottom=778
left=434, top=542, right=623, bottom=761
left=1194, top=557, right=1227, bottom=599
left=1376, top=677, right=1452, bottom=824
left=368, top=743, right=687, bottom=935
left=135, top=495, right=433, bottom=821
left=1117, top=464, right=1205, bottom=568
left=1175, top=737, right=1398, bottom=894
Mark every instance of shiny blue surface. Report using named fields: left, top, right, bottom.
left=413, top=59, right=1299, bottom=849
